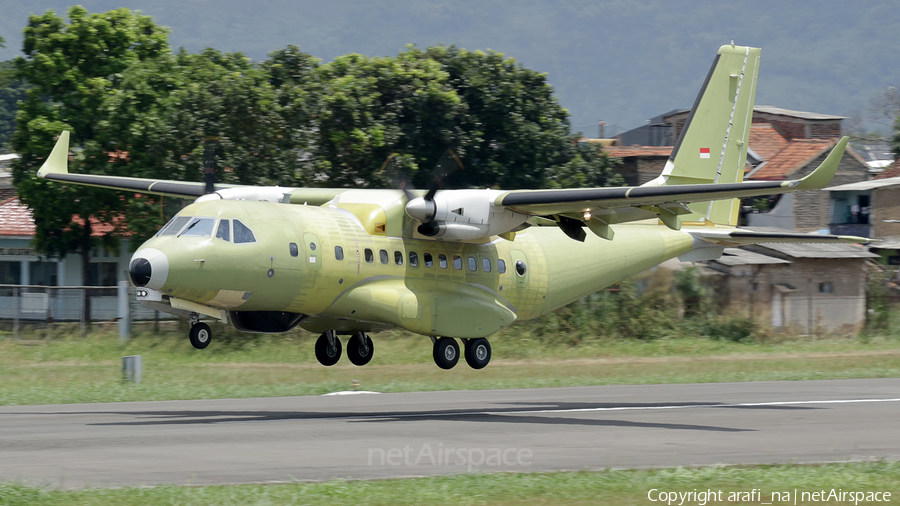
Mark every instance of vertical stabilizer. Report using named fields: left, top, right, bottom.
left=646, top=44, right=761, bottom=226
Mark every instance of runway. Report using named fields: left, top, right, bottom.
left=1, top=378, right=899, bottom=488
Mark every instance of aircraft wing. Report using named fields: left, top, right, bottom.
left=495, top=137, right=848, bottom=219
left=37, top=131, right=242, bottom=198
left=684, top=227, right=873, bottom=246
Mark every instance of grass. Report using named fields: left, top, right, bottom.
left=1, top=321, right=899, bottom=406
left=1, top=461, right=898, bottom=505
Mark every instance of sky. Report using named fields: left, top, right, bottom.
left=1, top=0, right=898, bottom=137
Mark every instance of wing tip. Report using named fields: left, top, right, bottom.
left=37, top=130, right=70, bottom=178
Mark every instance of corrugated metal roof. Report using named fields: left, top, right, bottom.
left=714, top=248, right=791, bottom=266
left=750, top=242, right=879, bottom=259
left=827, top=176, right=900, bottom=191
left=753, top=106, right=847, bottom=120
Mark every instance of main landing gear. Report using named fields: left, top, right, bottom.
left=188, top=313, right=212, bottom=349
left=431, top=337, right=492, bottom=370
left=315, top=330, right=374, bottom=366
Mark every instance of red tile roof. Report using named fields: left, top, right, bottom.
left=0, top=197, right=36, bottom=236
left=748, top=124, right=789, bottom=160
left=604, top=146, right=673, bottom=158
left=0, top=197, right=126, bottom=237
left=875, top=159, right=900, bottom=180
left=749, top=138, right=835, bottom=180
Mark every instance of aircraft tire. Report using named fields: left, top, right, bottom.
left=432, top=337, right=460, bottom=370
left=315, top=332, right=342, bottom=366
left=464, top=338, right=491, bottom=369
left=347, top=332, right=374, bottom=366
left=189, top=322, right=212, bottom=349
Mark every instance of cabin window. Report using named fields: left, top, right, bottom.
left=453, top=255, right=462, bottom=270
left=482, top=258, right=491, bottom=273
left=215, top=219, right=230, bottom=241
left=819, top=282, right=833, bottom=294
left=364, top=248, right=374, bottom=263
left=424, top=253, right=434, bottom=268
left=380, top=249, right=389, bottom=264
left=409, top=251, right=418, bottom=267
left=233, top=219, right=257, bottom=244
left=335, top=246, right=344, bottom=261
left=394, top=251, right=403, bottom=265
left=497, top=259, right=506, bottom=274
left=289, top=243, right=299, bottom=257
left=467, top=256, right=477, bottom=272
left=515, top=260, right=526, bottom=276
left=309, top=242, right=317, bottom=251
left=438, top=254, right=448, bottom=269
left=159, top=216, right=192, bottom=236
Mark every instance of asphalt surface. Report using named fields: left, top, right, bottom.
left=1, top=378, right=899, bottom=488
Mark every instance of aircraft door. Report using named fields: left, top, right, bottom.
left=304, top=233, right=322, bottom=272
left=510, top=250, right=529, bottom=288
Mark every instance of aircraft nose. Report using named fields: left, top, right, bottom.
left=129, top=258, right=152, bottom=287
left=128, top=248, right=169, bottom=290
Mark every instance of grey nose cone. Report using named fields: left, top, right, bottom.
left=129, top=258, right=152, bottom=287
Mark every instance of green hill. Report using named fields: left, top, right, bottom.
left=1, top=0, right=898, bottom=136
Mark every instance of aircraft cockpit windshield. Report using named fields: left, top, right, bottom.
left=156, top=216, right=217, bottom=238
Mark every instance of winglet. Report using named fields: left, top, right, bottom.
left=790, top=136, right=848, bottom=191
left=36, top=130, right=70, bottom=178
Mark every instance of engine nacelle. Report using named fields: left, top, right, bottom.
left=406, top=189, right=529, bottom=241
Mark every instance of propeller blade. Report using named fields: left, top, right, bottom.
left=423, top=149, right=464, bottom=201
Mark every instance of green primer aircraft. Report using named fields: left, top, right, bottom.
left=36, top=44, right=867, bottom=370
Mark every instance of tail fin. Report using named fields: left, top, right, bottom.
left=647, top=44, right=761, bottom=226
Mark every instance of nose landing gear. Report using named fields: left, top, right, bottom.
left=188, top=314, right=212, bottom=349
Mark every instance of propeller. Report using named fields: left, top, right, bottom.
left=403, top=150, right=464, bottom=235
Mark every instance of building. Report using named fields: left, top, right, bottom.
left=826, top=176, right=900, bottom=240
left=706, top=240, right=878, bottom=333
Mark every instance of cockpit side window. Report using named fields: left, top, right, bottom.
left=216, top=219, right=230, bottom=242
left=158, top=216, right=192, bottom=236
left=233, top=219, right=257, bottom=244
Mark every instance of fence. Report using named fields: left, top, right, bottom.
left=0, top=283, right=175, bottom=337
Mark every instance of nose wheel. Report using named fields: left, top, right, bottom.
left=189, top=322, right=212, bottom=349
left=347, top=331, right=374, bottom=366
left=315, top=330, right=342, bottom=366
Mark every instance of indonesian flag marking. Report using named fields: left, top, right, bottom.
left=700, top=148, right=711, bottom=159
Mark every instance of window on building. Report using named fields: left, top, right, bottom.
left=482, top=258, right=492, bottom=273
left=335, top=246, right=344, bottom=261
left=819, top=282, right=833, bottom=294
left=379, top=249, right=389, bottom=264
left=497, top=259, right=506, bottom=274
left=233, top=219, right=256, bottom=244
left=438, top=254, right=448, bottom=269
left=409, top=251, right=418, bottom=267
left=467, top=256, right=477, bottom=272
left=364, top=248, right=374, bottom=263
left=289, top=243, right=299, bottom=257
left=88, top=262, right=118, bottom=286
left=215, top=219, right=230, bottom=241
left=751, top=282, right=758, bottom=291
left=29, top=261, right=57, bottom=286
left=424, top=253, right=433, bottom=268
left=394, top=251, right=403, bottom=265
left=0, top=261, right=21, bottom=284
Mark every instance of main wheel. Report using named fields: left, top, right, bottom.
left=189, top=322, right=212, bottom=349
left=432, top=337, right=460, bottom=370
left=347, top=332, right=374, bottom=366
left=464, top=338, right=492, bottom=369
left=315, top=331, right=342, bottom=366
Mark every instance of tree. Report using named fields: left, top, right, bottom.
left=11, top=6, right=170, bottom=322
left=0, top=60, right=29, bottom=152
left=544, top=142, right=623, bottom=189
